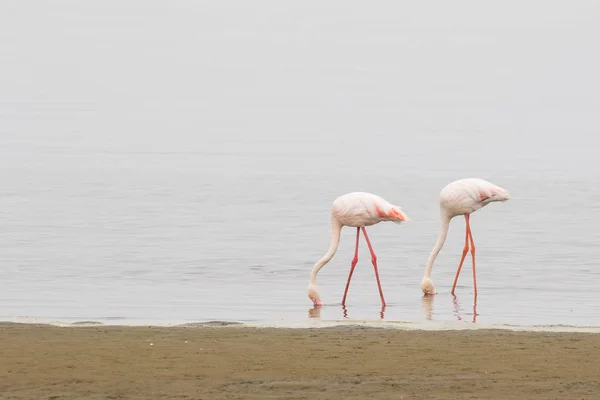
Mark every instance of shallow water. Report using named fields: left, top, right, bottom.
left=1, top=1, right=600, bottom=330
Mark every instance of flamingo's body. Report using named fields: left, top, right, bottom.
left=421, top=178, right=510, bottom=296
left=308, top=192, right=410, bottom=307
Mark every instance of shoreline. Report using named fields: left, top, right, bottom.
left=2, top=323, right=599, bottom=399
left=2, top=318, right=600, bottom=334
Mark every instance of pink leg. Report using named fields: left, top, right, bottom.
left=341, top=227, right=360, bottom=306
left=451, top=215, right=471, bottom=295
left=361, top=227, right=386, bottom=307
left=467, top=217, right=477, bottom=297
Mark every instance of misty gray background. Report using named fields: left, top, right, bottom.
left=0, top=1, right=599, bottom=326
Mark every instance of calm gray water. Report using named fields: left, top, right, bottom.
left=1, top=1, right=599, bottom=328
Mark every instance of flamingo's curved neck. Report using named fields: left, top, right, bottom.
left=310, top=218, right=342, bottom=284
left=423, top=212, right=452, bottom=279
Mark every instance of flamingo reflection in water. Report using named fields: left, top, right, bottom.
left=308, top=304, right=386, bottom=319
left=341, top=304, right=386, bottom=319
left=421, top=294, right=478, bottom=323
left=452, top=295, right=478, bottom=323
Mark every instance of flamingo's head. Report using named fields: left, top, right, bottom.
left=420, top=277, right=436, bottom=295
left=308, top=283, right=323, bottom=306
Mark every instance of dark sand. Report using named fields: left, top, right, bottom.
left=1, top=323, right=599, bottom=399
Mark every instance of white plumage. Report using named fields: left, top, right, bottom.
left=421, top=178, right=511, bottom=296
left=308, top=192, right=410, bottom=307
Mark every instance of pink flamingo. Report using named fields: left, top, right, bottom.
left=421, top=178, right=510, bottom=296
left=308, top=192, right=410, bottom=307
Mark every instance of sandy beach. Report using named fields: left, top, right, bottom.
left=0, top=323, right=599, bottom=399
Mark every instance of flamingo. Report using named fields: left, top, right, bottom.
left=421, top=178, right=510, bottom=296
left=308, top=192, right=410, bottom=307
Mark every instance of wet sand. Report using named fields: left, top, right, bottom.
left=1, top=323, right=599, bottom=399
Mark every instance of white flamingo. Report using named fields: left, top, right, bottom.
left=308, top=192, right=410, bottom=307
left=421, top=178, right=510, bottom=296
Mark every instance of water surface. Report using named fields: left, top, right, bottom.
left=1, top=1, right=599, bottom=329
